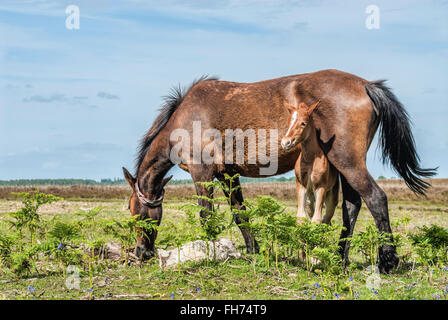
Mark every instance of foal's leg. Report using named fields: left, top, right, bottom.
left=305, top=189, right=315, bottom=219
left=295, top=158, right=308, bottom=223
left=310, top=187, right=326, bottom=224
left=295, top=181, right=308, bottom=223
left=322, top=179, right=339, bottom=225
left=218, top=175, right=259, bottom=254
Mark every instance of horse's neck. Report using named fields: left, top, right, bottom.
left=137, top=138, right=173, bottom=194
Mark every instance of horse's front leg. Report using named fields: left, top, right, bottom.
left=218, top=175, right=259, bottom=254
left=189, top=165, right=215, bottom=223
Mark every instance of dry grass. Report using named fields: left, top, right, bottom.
left=0, top=179, right=447, bottom=204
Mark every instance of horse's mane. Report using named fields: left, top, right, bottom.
left=135, top=75, right=219, bottom=174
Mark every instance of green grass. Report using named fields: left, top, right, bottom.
left=0, top=198, right=447, bottom=300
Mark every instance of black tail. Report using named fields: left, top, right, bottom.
left=365, top=80, right=437, bottom=196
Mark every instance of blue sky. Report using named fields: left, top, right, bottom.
left=0, top=0, right=447, bottom=180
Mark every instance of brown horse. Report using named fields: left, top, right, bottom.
left=122, top=69, right=435, bottom=273
left=281, top=100, right=339, bottom=225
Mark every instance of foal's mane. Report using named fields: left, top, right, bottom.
left=135, top=75, right=219, bottom=174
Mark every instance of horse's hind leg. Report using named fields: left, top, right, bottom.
left=338, top=175, right=362, bottom=267
left=218, top=175, right=259, bottom=254
left=339, top=167, right=398, bottom=273
left=322, top=179, right=339, bottom=225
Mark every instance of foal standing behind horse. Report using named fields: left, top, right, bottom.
left=281, top=100, right=339, bottom=225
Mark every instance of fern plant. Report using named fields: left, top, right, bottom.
left=8, top=191, right=62, bottom=246
left=349, top=222, right=396, bottom=271
left=239, top=196, right=296, bottom=269
left=409, top=224, right=448, bottom=266
left=103, top=215, right=157, bottom=266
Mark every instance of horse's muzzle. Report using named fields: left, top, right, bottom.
left=281, top=138, right=293, bottom=150
left=135, top=244, right=154, bottom=261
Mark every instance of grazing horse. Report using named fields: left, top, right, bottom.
left=122, top=69, right=435, bottom=273
left=281, top=100, right=339, bottom=225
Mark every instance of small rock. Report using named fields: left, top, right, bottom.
left=158, top=238, right=241, bottom=268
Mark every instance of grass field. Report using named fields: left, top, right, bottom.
left=0, top=179, right=447, bottom=300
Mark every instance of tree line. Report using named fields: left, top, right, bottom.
left=0, top=176, right=296, bottom=187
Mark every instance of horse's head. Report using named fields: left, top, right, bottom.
left=281, top=100, right=320, bottom=150
left=122, top=167, right=172, bottom=260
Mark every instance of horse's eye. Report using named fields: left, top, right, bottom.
left=301, top=122, right=306, bottom=127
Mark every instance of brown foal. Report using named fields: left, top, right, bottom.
left=281, top=101, right=339, bottom=224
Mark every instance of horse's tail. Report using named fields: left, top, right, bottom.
left=365, top=80, right=437, bottom=196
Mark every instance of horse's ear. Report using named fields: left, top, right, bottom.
left=161, top=175, right=173, bottom=188
left=309, top=100, right=321, bottom=114
left=122, top=167, right=136, bottom=190
left=285, top=102, right=296, bottom=114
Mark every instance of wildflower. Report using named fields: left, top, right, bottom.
left=313, top=283, right=321, bottom=288
left=334, top=293, right=341, bottom=299
left=442, top=267, right=448, bottom=271
left=349, top=276, right=353, bottom=282
left=196, top=287, right=201, bottom=293
left=371, top=288, right=378, bottom=294
left=170, top=293, right=175, bottom=299
left=432, top=293, right=441, bottom=300
left=27, top=285, right=35, bottom=294
left=88, top=287, right=94, bottom=293
left=312, top=294, right=316, bottom=299
left=57, top=243, right=64, bottom=251
left=354, top=292, right=360, bottom=299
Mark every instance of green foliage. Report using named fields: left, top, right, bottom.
left=293, top=221, right=342, bottom=273
left=0, top=231, right=15, bottom=269
left=47, top=221, right=81, bottom=243
left=3, top=187, right=448, bottom=300
left=240, top=196, right=295, bottom=269
left=103, top=215, right=158, bottom=265
left=391, top=214, right=412, bottom=236
left=349, top=222, right=396, bottom=270
left=8, top=250, right=34, bottom=277
left=8, top=191, right=62, bottom=244
left=409, top=224, right=448, bottom=266
left=240, top=196, right=341, bottom=273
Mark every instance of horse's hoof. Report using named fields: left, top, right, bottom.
left=135, top=245, right=154, bottom=261
left=378, top=246, right=399, bottom=274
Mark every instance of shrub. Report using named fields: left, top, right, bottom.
left=8, top=191, right=62, bottom=245
left=409, top=224, right=448, bottom=266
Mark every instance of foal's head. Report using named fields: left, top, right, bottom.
left=281, top=100, right=320, bottom=150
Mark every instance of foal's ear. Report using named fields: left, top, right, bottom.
left=122, top=167, right=136, bottom=190
left=285, top=102, right=296, bottom=113
left=161, top=175, right=173, bottom=188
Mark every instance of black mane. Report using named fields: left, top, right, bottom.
left=135, top=75, right=218, bottom=174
